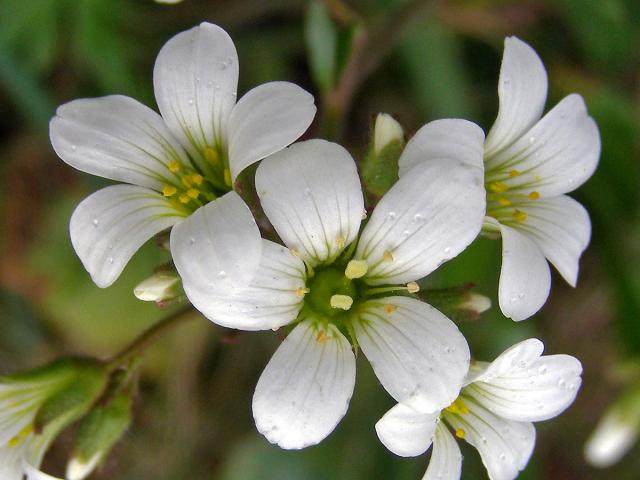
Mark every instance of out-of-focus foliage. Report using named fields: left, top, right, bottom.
left=1, top=0, right=639, bottom=478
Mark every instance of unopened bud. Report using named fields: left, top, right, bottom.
left=457, top=293, right=491, bottom=315
left=134, top=271, right=182, bottom=303
left=373, top=113, right=404, bottom=155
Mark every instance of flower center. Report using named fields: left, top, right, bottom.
left=484, top=168, right=541, bottom=226
left=305, top=267, right=358, bottom=318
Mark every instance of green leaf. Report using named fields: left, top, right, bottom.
left=305, top=1, right=338, bottom=93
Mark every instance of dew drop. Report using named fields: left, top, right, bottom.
left=206, top=81, right=214, bottom=88
left=71, top=145, right=77, bottom=151
left=188, top=237, right=195, bottom=245
left=518, top=292, right=525, bottom=299
left=529, top=136, right=536, bottom=144
left=537, top=364, right=548, bottom=374
left=92, top=219, right=99, bottom=227
left=499, top=453, right=507, bottom=461
left=503, top=77, right=511, bottom=86
left=444, top=346, right=451, bottom=353
left=517, top=360, right=527, bottom=369
left=481, top=435, right=487, bottom=444
left=568, top=383, right=576, bottom=391
left=188, top=98, right=194, bottom=105
left=303, top=188, right=312, bottom=196
left=387, top=211, right=396, bottom=221
left=557, top=378, right=566, bottom=388
left=443, top=247, right=451, bottom=254
left=218, top=270, right=227, bottom=279
left=402, top=230, right=410, bottom=237
left=195, top=76, right=201, bottom=83
left=108, top=257, right=114, bottom=264
left=413, top=213, right=424, bottom=222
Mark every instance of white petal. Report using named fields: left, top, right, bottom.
left=375, top=403, right=439, bottom=457
left=444, top=398, right=536, bottom=480
left=227, top=81, right=316, bottom=182
left=256, top=139, right=364, bottom=266
left=357, top=157, right=485, bottom=285
left=584, top=407, right=640, bottom=468
left=153, top=22, right=238, bottom=166
left=497, top=223, right=551, bottom=321
left=50, top=95, right=190, bottom=191
left=485, top=94, right=600, bottom=197
left=485, top=37, right=547, bottom=156
left=353, top=297, right=470, bottom=413
left=515, top=196, right=591, bottom=287
left=0, top=443, right=23, bottom=480
left=465, top=339, right=583, bottom=422
left=170, top=191, right=262, bottom=296
left=179, top=239, right=306, bottom=330
left=398, top=119, right=485, bottom=177
left=252, top=320, right=356, bottom=449
left=23, top=461, right=63, bottom=480
left=70, top=185, right=184, bottom=288
left=424, top=423, right=462, bottom=480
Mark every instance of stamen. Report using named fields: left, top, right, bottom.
left=191, top=174, right=204, bottom=186
left=330, top=294, right=353, bottom=311
left=7, top=424, right=32, bottom=447
left=186, top=188, right=200, bottom=199
left=345, top=260, right=368, bottom=279
left=528, top=191, right=540, bottom=200
left=509, top=170, right=521, bottom=177
left=181, top=176, right=193, bottom=187
left=454, top=428, right=466, bottom=439
left=290, top=248, right=300, bottom=257
left=406, top=282, right=420, bottom=294
left=513, top=209, right=528, bottom=223
left=489, top=182, right=509, bottom=193
left=178, top=193, right=191, bottom=204
left=162, top=185, right=177, bottom=197
left=224, top=168, right=232, bottom=187
left=445, top=398, right=470, bottom=415
left=335, top=236, right=345, bottom=249
left=384, top=304, right=397, bottom=315
left=316, top=330, right=328, bottom=343
left=498, top=197, right=511, bottom=206
left=295, top=287, right=310, bottom=298
left=204, top=147, right=221, bottom=166
left=383, top=250, right=394, bottom=262
left=168, top=161, right=180, bottom=173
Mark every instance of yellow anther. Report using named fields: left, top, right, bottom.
left=316, top=330, right=328, bottom=343
left=330, top=294, right=353, bottom=311
left=295, top=287, right=310, bottom=298
left=528, top=191, right=540, bottom=200
left=186, top=188, right=200, bottom=199
left=181, top=176, right=193, bottom=187
left=513, top=209, right=528, bottom=223
left=509, top=170, right=521, bottom=177
left=162, top=185, right=177, bottom=197
left=290, top=248, right=300, bottom=257
left=383, top=250, right=394, bottom=262
left=168, top=161, right=180, bottom=173
left=445, top=398, right=470, bottom=415
left=335, top=236, right=345, bottom=249
left=345, top=260, right=368, bottom=279
left=204, top=147, right=221, bottom=166
left=191, top=174, right=203, bottom=186
left=224, top=168, right=232, bottom=187
left=407, top=282, right=420, bottom=294
left=8, top=424, right=32, bottom=447
left=384, top=304, right=397, bottom=315
left=178, top=193, right=191, bottom=204
left=455, top=428, right=466, bottom=439
left=498, top=197, right=511, bottom=206
left=489, top=182, right=509, bottom=193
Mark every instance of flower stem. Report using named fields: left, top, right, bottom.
left=105, top=306, right=198, bottom=369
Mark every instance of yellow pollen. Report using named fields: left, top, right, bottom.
left=186, top=188, right=200, bottom=199
left=498, top=197, right=511, bottom=206
left=513, top=209, right=528, bottom=223
left=181, top=176, right=193, bottom=187
left=528, top=191, right=540, bottom=200
left=489, top=182, right=509, bottom=194
left=178, top=193, right=191, bottom=204
left=162, top=185, right=177, bottom=197
left=295, top=287, right=309, bottom=298
left=509, top=170, right=521, bottom=177
left=204, top=147, right=221, bottom=165
left=345, top=260, right=368, bottom=279
left=7, top=424, right=32, bottom=447
left=168, top=161, right=180, bottom=172
left=384, top=304, right=397, bottom=315
left=455, top=428, right=466, bottom=439
left=330, top=294, right=353, bottom=311
left=316, top=330, right=329, bottom=343
left=224, top=168, right=232, bottom=187
left=445, top=398, right=470, bottom=415
left=383, top=250, right=394, bottom=262
left=407, top=282, right=420, bottom=294
left=191, top=174, right=203, bottom=186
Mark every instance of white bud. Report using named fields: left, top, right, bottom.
left=134, top=271, right=181, bottom=302
left=373, top=113, right=404, bottom=155
left=458, top=293, right=491, bottom=314
left=66, top=455, right=102, bottom=480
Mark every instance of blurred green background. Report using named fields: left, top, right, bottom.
left=1, top=0, right=639, bottom=478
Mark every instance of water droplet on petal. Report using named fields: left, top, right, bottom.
left=218, top=271, right=227, bottom=279
left=557, top=378, right=566, bottom=388
left=529, top=136, right=536, bottom=144
left=387, top=211, right=396, bottom=221
left=188, top=98, right=194, bottom=105
left=413, top=213, right=424, bottom=222
left=188, top=237, right=195, bottom=245
left=443, top=247, right=451, bottom=254
left=499, top=453, right=507, bottom=461
left=71, top=145, right=77, bottom=151
left=108, top=257, right=114, bottom=264
left=537, top=364, right=548, bottom=374
left=92, top=219, right=99, bottom=227
left=303, top=188, right=312, bottom=196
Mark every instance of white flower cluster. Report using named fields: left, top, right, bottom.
left=34, top=22, right=601, bottom=480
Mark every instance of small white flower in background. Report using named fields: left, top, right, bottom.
left=376, top=338, right=583, bottom=480
left=480, top=37, right=600, bottom=321
left=584, top=384, right=640, bottom=468
left=155, top=0, right=183, bottom=4
left=171, top=120, right=486, bottom=449
left=49, top=22, right=316, bottom=288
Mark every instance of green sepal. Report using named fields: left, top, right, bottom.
left=360, top=140, right=404, bottom=204
left=71, top=389, right=132, bottom=470
left=34, top=359, right=108, bottom=432
left=418, top=283, right=489, bottom=323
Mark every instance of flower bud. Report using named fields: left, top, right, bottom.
left=456, top=292, right=491, bottom=316
left=373, top=113, right=404, bottom=155
left=134, top=270, right=182, bottom=303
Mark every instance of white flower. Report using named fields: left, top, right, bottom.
left=376, top=338, right=583, bottom=480
left=481, top=37, right=600, bottom=321
left=49, top=22, right=316, bottom=288
left=172, top=121, right=486, bottom=449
